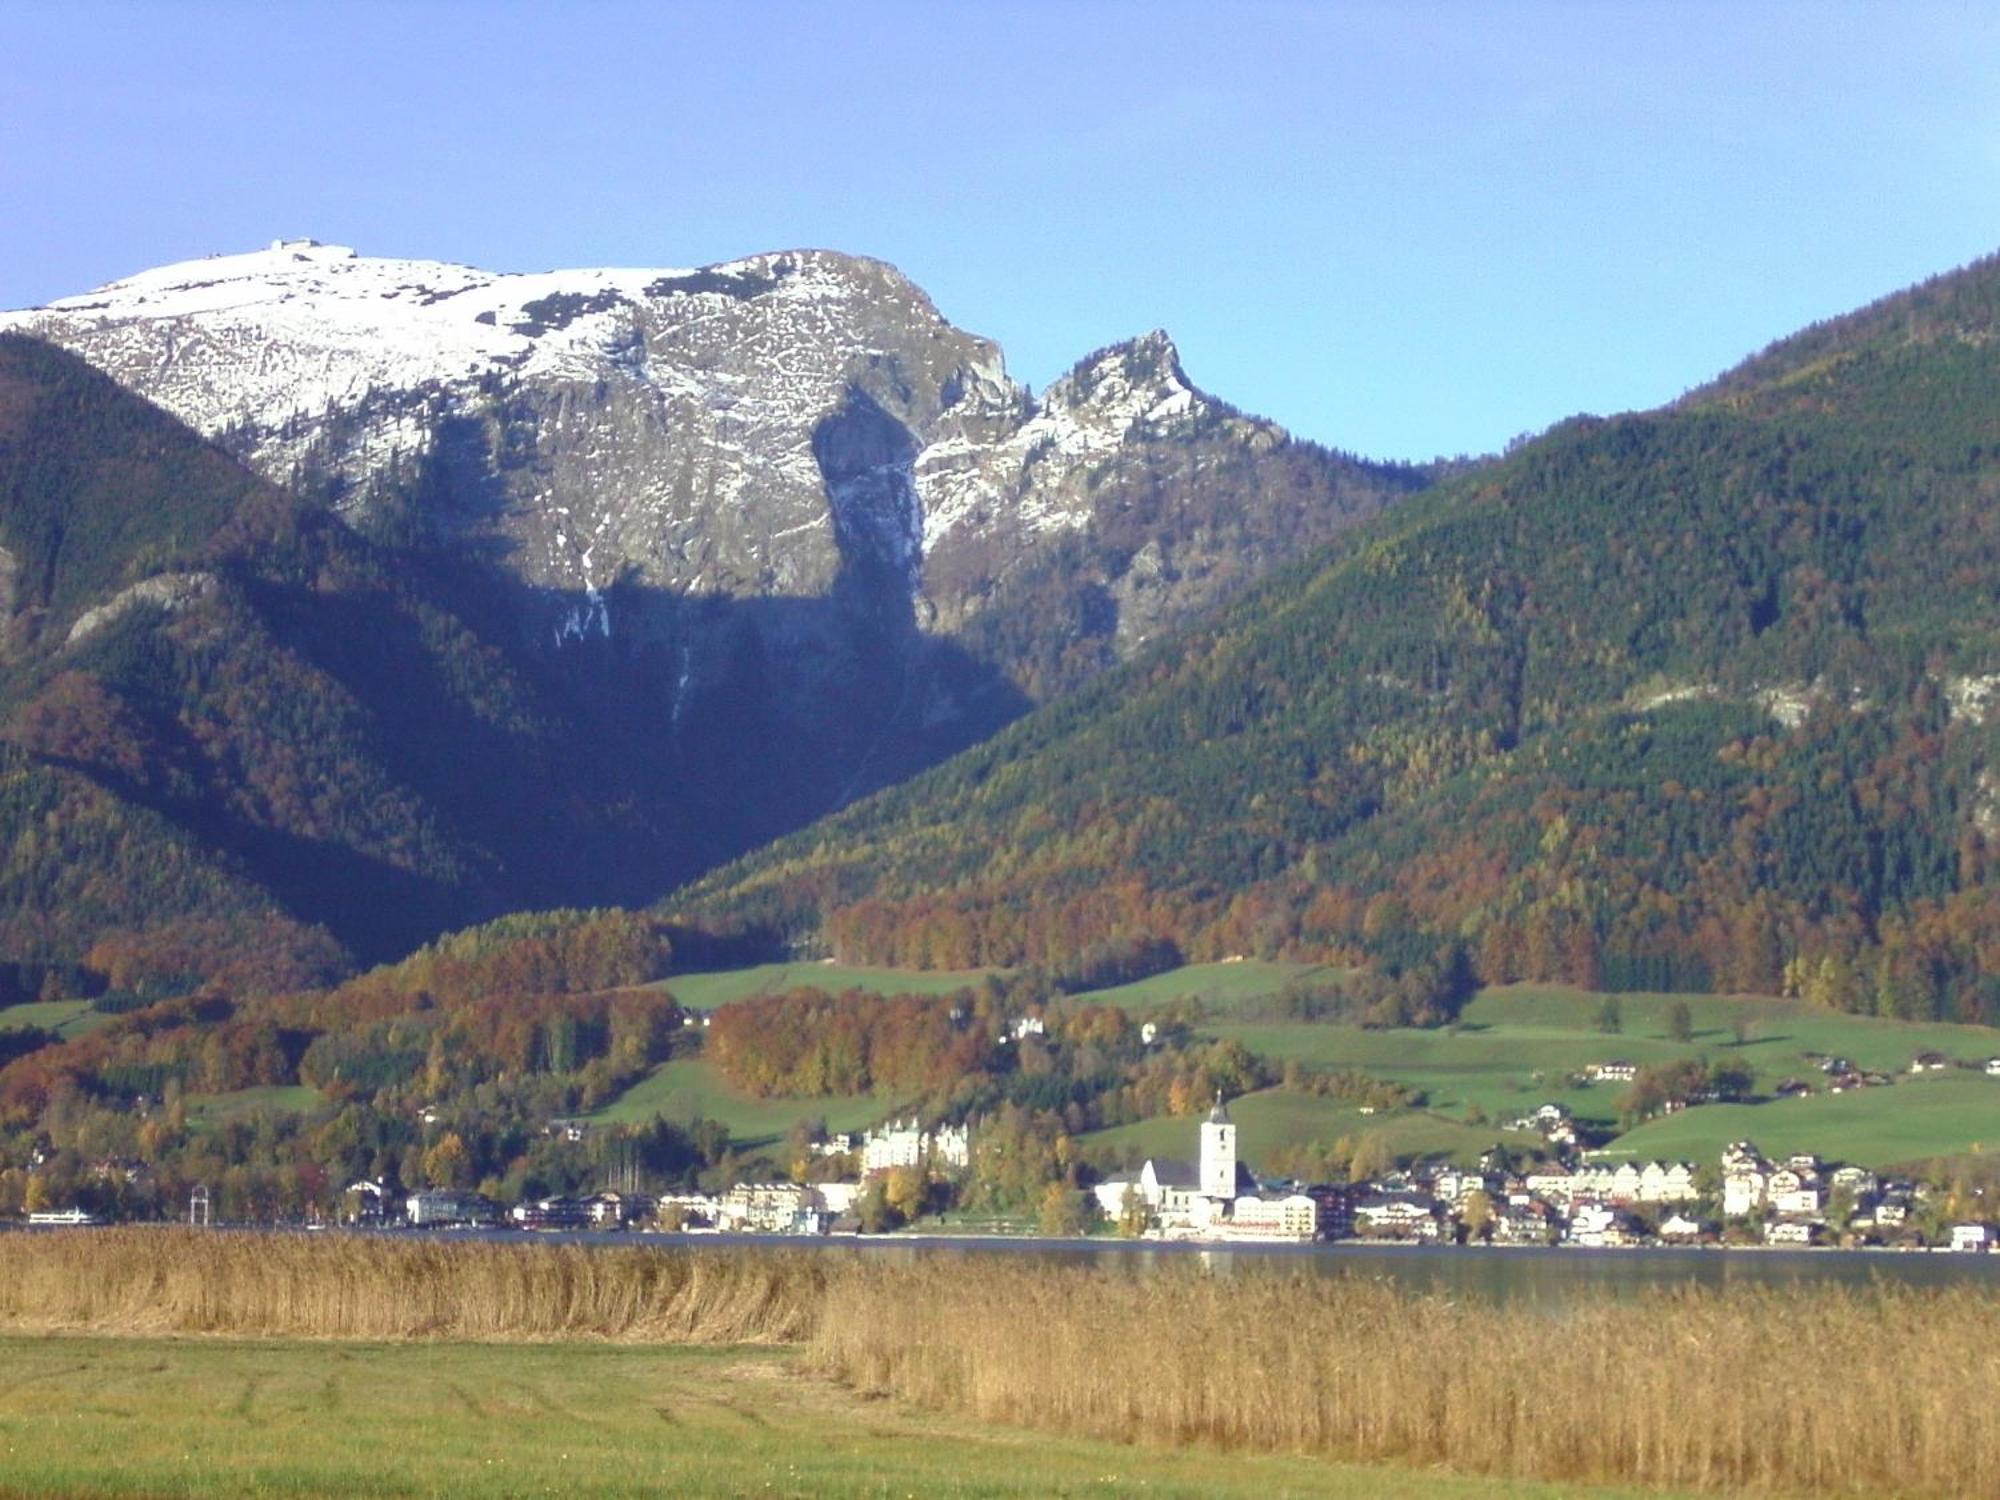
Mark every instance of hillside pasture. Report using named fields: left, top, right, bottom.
left=607, top=968, right=2000, bottom=1166
left=1472, top=985, right=2000, bottom=1079
left=185, top=1084, right=327, bottom=1126
left=1603, top=1072, right=2000, bottom=1169
left=657, top=961, right=997, bottom=1012
left=585, top=1055, right=885, bottom=1149
left=1069, top=959, right=1339, bottom=1013
left=0, top=996, right=112, bottom=1041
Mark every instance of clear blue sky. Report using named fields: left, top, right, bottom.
left=6, top=2, right=1999, bottom=460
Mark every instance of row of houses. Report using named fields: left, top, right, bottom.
left=1338, top=1133, right=2000, bottom=1252
left=353, top=1112, right=982, bottom=1236
left=1717, top=1141, right=1930, bottom=1238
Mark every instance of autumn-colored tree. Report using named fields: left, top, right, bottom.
left=422, top=1131, right=470, bottom=1189
left=884, top=1166, right=927, bottom=1224
left=1037, top=1182, right=1092, bottom=1237
left=1348, top=1132, right=1393, bottom=1184
left=1461, top=1189, right=1495, bottom=1242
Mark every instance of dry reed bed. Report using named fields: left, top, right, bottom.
left=811, top=1260, right=2000, bottom=1498
left=0, top=1228, right=823, bottom=1342
left=6, top=1232, right=1998, bottom=1495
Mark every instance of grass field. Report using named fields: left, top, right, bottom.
left=0, top=997, right=111, bottom=1041
left=1069, top=959, right=1341, bottom=1012
left=1083, top=1086, right=1529, bottom=1171
left=653, top=958, right=1331, bottom=1015
left=0, top=1336, right=1674, bottom=1500
left=656, top=961, right=998, bottom=1011
left=585, top=1055, right=885, bottom=1147
left=1606, top=1072, right=2000, bottom=1168
left=185, top=1084, right=328, bottom=1125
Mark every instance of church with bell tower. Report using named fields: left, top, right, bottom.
left=1093, top=1090, right=1259, bottom=1234
left=1090, top=1090, right=1324, bottom=1241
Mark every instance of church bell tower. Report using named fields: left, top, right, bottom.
left=1200, top=1092, right=1237, bottom=1200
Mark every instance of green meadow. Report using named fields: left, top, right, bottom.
left=1068, top=959, right=1340, bottom=1011
left=584, top=1055, right=883, bottom=1148
left=655, top=960, right=998, bottom=1011
left=0, top=1336, right=1671, bottom=1500
left=186, top=1084, right=327, bottom=1125
left=1606, top=1073, right=2000, bottom=1168
left=0, top=996, right=111, bottom=1041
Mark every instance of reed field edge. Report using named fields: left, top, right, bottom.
left=0, top=1230, right=1993, bottom=1496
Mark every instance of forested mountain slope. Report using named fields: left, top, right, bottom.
left=0, top=335, right=698, bottom=988
left=683, top=252, right=2000, bottom=1023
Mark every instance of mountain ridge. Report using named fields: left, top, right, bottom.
left=678, top=248, right=2000, bottom=1022
left=1, top=241, right=1424, bottom=698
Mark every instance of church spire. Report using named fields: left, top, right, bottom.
left=1208, top=1090, right=1231, bottom=1124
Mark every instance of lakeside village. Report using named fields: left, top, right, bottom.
left=33, top=1073, right=2000, bottom=1254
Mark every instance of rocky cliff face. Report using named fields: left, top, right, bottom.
left=3, top=241, right=1424, bottom=817
left=3, top=243, right=1005, bottom=603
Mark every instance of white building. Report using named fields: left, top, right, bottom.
left=1659, top=1212, right=1705, bottom=1242
left=1433, top=1168, right=1496, bottom=1206
left=860, top=1118, right=971, bottom=1175
left=405, top=1189, right=500, bottom=1227
left=653, top=1191, right=720, bottom=1228
left=1568, top=1204, right=1640, bottom=1247
left=1224, top=1192, right=1318, bottom=1241
left=1092, top=1178, right=1141, bottom=1220
left=716, top=1182, right=816, bottom=1234
left=1637, top=1162, right=1699, bottom=1203
left=1721, top=1142, right=1772, bottom=1219
left=813, top=1181, right=863, bottom=1218
left=1525, top=1166, right=1577, bottom=1206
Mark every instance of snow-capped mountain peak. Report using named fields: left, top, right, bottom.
left=3, top=243, right=1254, bottom=625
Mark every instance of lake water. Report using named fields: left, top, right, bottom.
left=32, top=1223, right=1999, bottom=1298
left=525, top=1229, right=2000, bottom=1299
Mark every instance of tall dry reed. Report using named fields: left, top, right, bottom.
left=9, top=1232, right=1998, bottom=1495
left=0, top=1229, right=824, bottom=1343
left=811, top=1258, right=2000, bottom=1498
